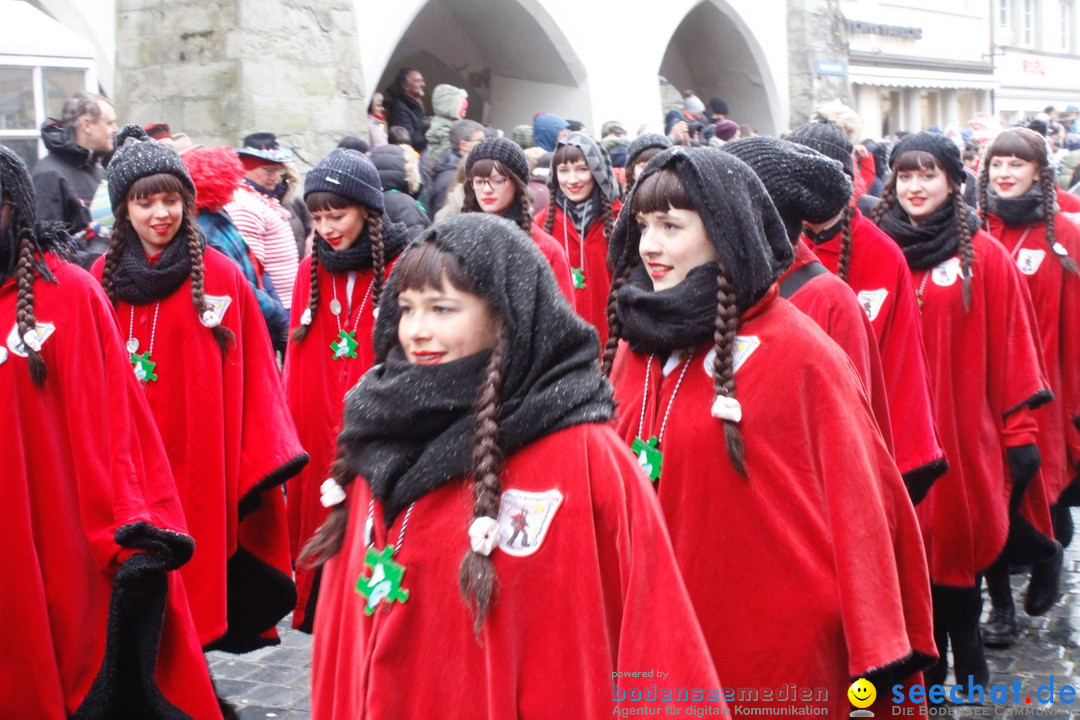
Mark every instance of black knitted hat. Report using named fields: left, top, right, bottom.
left=465, top=136, right=530, bottom=184
left=787, top=119, right=854, bottom=176
left=609, top=146, right=793, bottom=315
left=722, top=136, right=852, bottom=242
left=107, top=124, right=196, bottom=212
left=626, top=133, right=672, bottom=169
left=889, top=132, right=966, bottom=187
left=304, top=148, right=385, bottom=213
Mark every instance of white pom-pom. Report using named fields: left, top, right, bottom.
left=320, top=479, right=347, bottom=508
left=468, top=516, right=501, bottom=556
left=22, top=327, right=42, bottom=352
left=300, top=308, right=313, bottom=326
left=372, top=306, right=380, bottom=320
left=201, top=310, right=221, bottom=328
left=710, top=394, right=743, bottom=423
left=1053, top=242, right=1069, bottom=257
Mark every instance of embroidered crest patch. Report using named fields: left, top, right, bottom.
left=703, top=335, right=761, bottom=379
left=931, top=257, right=962, bottom=287
left=6, top=321, right=56, bottom=357
left=1016, top=248, right=1047, bottom=275
left=856, top=289, right=889, bottom=322
left=202, top=294, right=232, bottom=326
left=497, top=489, right=564, bottom=557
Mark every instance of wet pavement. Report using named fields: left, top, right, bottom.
left=209, top=511, right=1080, bottom=719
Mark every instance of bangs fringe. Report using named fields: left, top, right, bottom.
left=553, top=144, right=585, bottom=167
left=892, top=150, right=943, bottom=174
left=632, top=168, right=693, bottom=215
left=306, top=191, right=357, bottom=213
left=986, top=129, right=1045, bottom=165
left=128, top=173, right=187, bottom=200
left=394, top=238, right=477, bottom=295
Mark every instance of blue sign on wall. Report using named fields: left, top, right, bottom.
left=815, top=59, right=848, bottom=76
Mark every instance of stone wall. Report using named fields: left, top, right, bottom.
left=786, top=0, right=849, bottom=128
left=114, top=0, right=365, bottom=166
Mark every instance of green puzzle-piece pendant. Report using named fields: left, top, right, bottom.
left=130, top=351, right=158, bottom=383
left=630, top=435, right=662, bottom=482
left=331, top=329, right=359, bottom=360
left=571, top=267, right=586, bottom=290
left=356, top=546, right=409, bottom=615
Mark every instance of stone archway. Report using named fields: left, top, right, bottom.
left=368, top=0, right=588, bottom=134
left=659, top=0, right=783, bottom=136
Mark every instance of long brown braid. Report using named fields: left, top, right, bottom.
left=459, top=319, right=508, bottom=637
left=600, top=195, right=615, bottom=246
left=601, top=263, right=634, bottom=376
left=99, top=214, right=128, bottom=304
left=543, top=193, right=556, bottom=234
left=1039, top=167, right=1080, bottom=275
left=297, top=450, right=355, bottom=568
left=14, top=229, right=46, bottom=384
left=712, top=263, right=747, bottom=476
left=869, top=182, right=896, bottom=227
left=977, top=158, right=992, bottom=229
left=183, top=205, right=233, bottom=352
left=952, top=191, right=976, bottom=311
left=836, top=205, right=854, bottom=283
left=292, top=212, right=386, bottom=342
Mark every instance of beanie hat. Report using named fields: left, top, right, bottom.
left=465, top=136, right=530, bottom=184
left=304, top=148, right=385, bottom=214
left=722, top=136, right=852, bottom=243
left=709, top=98, right=730, bottom=116
left=609, top=147, right=793, bottom=315
left=714, top=119, right=739, bottom=142
left=787, top=119, right=854, bottom=176
left=552, top=132, right=620, bottom=202
left=684, top=94, right=706, bottom=116
left=1066, top=133, right=1080, bottom=151
left=889, top=132, right=966, bottom=187
left=626, top=133, right=673, bottom=170
left=107, top=124, right=195, bottom=212
left=512, top=124, right=534, bottom=149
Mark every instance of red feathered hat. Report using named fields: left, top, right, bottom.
left=182, top=147, right=244, bottom=212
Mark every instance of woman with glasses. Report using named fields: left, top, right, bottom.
left=462, top=136, right=573, bottom=300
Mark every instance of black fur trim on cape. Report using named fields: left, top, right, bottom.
left=1058, top=474, right=1080, bottom=507
left=295, top=567, right=323, bottom=635
left=1004, top=388, right=1054, bottom=416
left=202, top=546, right=297, bottom=654
left=902, top=458, right=949, bottom=507
left=858, top=648, right=938, bottom=690
left=998, top=513, right=1059, bottom=566
left=237, top=453, right=308, bottom=520
left=72, top=524, right=198, bottom=720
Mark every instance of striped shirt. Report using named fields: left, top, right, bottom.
left=226, top=184, right=299, bottom=309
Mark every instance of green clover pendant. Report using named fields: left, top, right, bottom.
left=571, top=267, right=586, bottom=290
left=331, top=329, right=359, bottom=360
left=356, top=546, right=409, bottom=615
left=130, top=351, right=158, bottom=383
left=630, top=435, right=662, bottom=482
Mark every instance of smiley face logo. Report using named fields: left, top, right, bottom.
left=848, top=678, right=876, bottom=708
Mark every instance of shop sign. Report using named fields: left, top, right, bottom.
left=844, top=19, right=923, bottom=39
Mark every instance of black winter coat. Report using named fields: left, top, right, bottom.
left=30, top=119, right=105, bottom=233
left=385, top=95, right=430, bottom=153
left=370, top=145, right=432, bottom=240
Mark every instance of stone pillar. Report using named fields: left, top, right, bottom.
left=856, top=84, right=884, bottom=139
left=787, top=0, right=850, bottom=127
left=114, top=0, right=365, bottom=166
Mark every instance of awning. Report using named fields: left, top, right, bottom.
left=849, top=64, right=999, bottom=91
left=0, top=0, right=95, bottom=61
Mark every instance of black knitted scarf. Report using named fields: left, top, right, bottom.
left=316, top=216, right=409, bottom=274
left=110, top=230, right=195, bottom=305
left=555, top=185, right=602, bottom=237
left=616, top=262, right=719, bottom=354
left=339, top=214, right=614, bottom=525
left=985, top=186, right=1055, bottom=226
left=877, top=201, right=980, bottom=270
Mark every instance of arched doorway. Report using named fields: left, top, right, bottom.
left=659, top=0, right=782, bottom=135
left=371, top=0, right=587, bottom=134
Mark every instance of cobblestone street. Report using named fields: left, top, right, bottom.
left=209, top=514, right=1080, bottom=719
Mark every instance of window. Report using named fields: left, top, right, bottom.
left=1023, top=0, right=1037, bottom=45
left=0, top=64, right=90, bottom=170
left=1062, top=0, right=1074, bottom=50
left=999, top=0, right=1012, bottom=26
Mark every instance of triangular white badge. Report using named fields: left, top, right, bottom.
left=856, top=289, right=889, bottom=322
left=497, top=489, right=564, bottom=557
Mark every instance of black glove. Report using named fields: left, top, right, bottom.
left=1007, top=443, right=1041, bottom=512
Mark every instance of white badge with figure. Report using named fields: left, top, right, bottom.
left=703, top=336, right=761, bottom=379
left=932, top=257, right=962, bottom=286
left=200, top=294, right=232, bottom=328
left=856, top=289, right=888, bottom=322
left=1016, top=249, right=1046, bottom=275
left=497, top=489, right=564, bottom=557
left=6, top=321, right=56, bottom=357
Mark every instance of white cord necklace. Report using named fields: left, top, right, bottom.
left=631, top=350, right=696, bottom=483
left=329, top=274, right=375, bottom=360
left=356, top=499, right=415, bottom=615
left=127, top=302, right=162, bottom=383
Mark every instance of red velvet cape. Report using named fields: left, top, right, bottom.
left=807, top=209, right=946, bottom=483
left=610, top=288, right=936, bottom=717
left=534, top=199, right=622, bottom=349
left=909, top=230, right=1052, bottom=587
left=310, top=423, right=725, bottom=719
left=783, top=238, right=894, bottom=452
left=1, top=257, right=221, bottom=718
left=283, top=259, right=389, bottom=631
left=91, top=247, right=306, bottom=651
left=987, top=213, right=1080, bottom=502
left=530, top=223, right=575, bottom=301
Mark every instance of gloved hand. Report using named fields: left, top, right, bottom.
left=1007, top=443, right=1041, bottom=512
